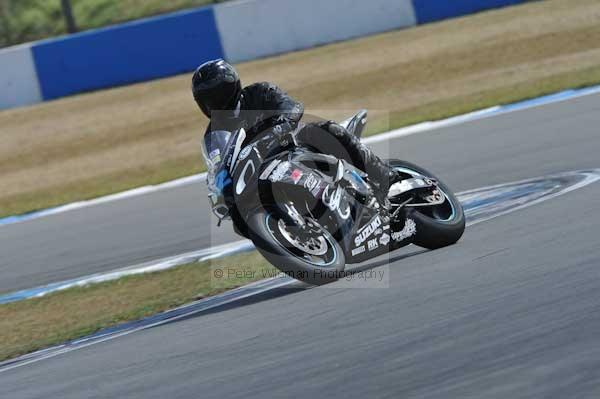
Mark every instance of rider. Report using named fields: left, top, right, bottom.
left=191, top=59, right=399, bottom=195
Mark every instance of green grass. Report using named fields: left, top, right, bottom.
left=0, top=154, right=204, bottom=218
left=3, top=65, right=600, bottom=219
left=0, top=0, right=219, bottom=48
left=363, top=65, right=600, bottom=137
left=2, top=0, right=600, bottom=218
left=0, top=251, right=278, bottom=362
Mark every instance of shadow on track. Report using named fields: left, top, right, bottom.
left=153, top=248, right=429, bottom=329
left=347, top=248, right=430, bottom=275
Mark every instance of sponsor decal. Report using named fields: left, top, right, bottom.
left=351, top=246, right=366, bottom=256
left=209, top=149, right=221, bottom=164
left=354, top=215, right=382, bottom=246
left=304, top=173, right=320, bottom=192
left=235, top=160, right=255, bottom=195
left=260, top=160, right=281, bottom=180
left=291, top=169, right=303, bottom=184
left=379, top=233, right=390, bottom=246
left=311, top=184, right=323, bottom=197
left=392, top=219, right=417, bottom=242
left=238, top=145, right=252, bottom=161
left=322, top=185, right=351, bottom=220
left=269, top=161, right=291, bottom=183
left=368, top=239, right=379, bottom=251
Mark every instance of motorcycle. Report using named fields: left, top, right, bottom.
left=202, top=110, right=465, bottom=285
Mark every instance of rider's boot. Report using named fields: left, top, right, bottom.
left=312, top=121, right=403, bottom=201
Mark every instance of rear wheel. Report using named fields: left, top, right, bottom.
left=247, top=210, right=346, bottom=285
left=387, top=160, right=465, bottom=249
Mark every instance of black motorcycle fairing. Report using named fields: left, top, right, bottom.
left=206, top=111, right=466, bottom=283
left=224, top=130, right=418, bottom=262
left=235, top=146, right=406, bottom=262
left=202, top=128, right=249, bottom=222
left=229, top=143, right=263, bottom=223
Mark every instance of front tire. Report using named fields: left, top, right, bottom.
left=387, top=160, right=465, bottom=250
left=246, top=210, right=346, bottom=285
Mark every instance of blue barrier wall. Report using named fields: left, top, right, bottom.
left=411, top=0, right=526, bottom=24
left=31, top=7, right=223, bottom=100
left=0, top=0, right=532, bottom=109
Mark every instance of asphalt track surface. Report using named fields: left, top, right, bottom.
left=2, top=93, right=600, bottom=294
left=2, top=94, right=600, bottom=397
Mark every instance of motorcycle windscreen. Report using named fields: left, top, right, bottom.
left=202, top=130, right=233, bottom=172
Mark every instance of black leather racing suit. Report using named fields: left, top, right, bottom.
left=205, top=82, right=392, bottom=188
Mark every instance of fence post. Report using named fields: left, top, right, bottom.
left=61, top=0, right=78, bottom=33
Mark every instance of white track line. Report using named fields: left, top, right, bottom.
left=0, top=240, right=254, bottom=304
left=3, top=169, right=599, bottom=305
left=2, top=169, right=600, bottom=373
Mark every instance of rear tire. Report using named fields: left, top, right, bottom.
left=387, top=160, right=465, bottom=250
left=247, top=210, right=346, bottom=285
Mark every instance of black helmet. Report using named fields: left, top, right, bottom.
left=192, top=59, right=242, bottom=118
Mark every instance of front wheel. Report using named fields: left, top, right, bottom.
left=246, top=210, right=346, bottom=285
left=387, top=160, right=465, bottom=250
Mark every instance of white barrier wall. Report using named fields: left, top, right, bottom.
left=0, top=0, right=528, bottom=110
left=214, top=0, right=416, bottom=63
left=0, top=44, right=42, bottom=109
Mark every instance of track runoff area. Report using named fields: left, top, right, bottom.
left=1, top=85, right=600, bottom=397
left=1, top=84, right=599, bottom=302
